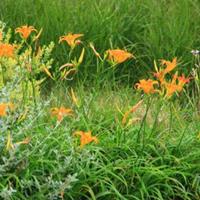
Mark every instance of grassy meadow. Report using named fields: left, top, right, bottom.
left=1, top=0, right=200, bottom=81
left=0, top=0, right=200, bottom=199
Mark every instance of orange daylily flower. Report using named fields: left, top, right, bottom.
left=0, top=104, right=7, bottom=116
left=137, top=58, right=188, bottom=99
left=74, top=131, right=98, bottom=148
left=107, top=49, right=134, bottom=64
left=161, top=57, right=177, bottom=74
left=122, top=100, right=143, bottom=125
left=0, top=103, right=14, bottom=117
left=153, top=58, right=177, bottom=84
left=0, top=43, right=16, bottom=58
left=59, top=33, right=83, bottom=48
left=164, top=74, right=189, bottom=98
left=163, top=74, right=179, bottom=97
left=51, top=106, right=73, bottom=121
left=15, top=25, right=37, bottom=39
left=135, top=79, right=159, bottom=94
left=153, top=70, right=165, bottom=84
left=164, top=82, right=181, bottom=98
left=177, top=74, right=190, bottom=89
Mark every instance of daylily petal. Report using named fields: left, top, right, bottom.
left=106, top=49, right=134, bottom=64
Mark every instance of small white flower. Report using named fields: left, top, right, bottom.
left=191, top=49, right=200, bottom=56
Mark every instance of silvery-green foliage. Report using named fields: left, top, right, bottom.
left=0, top=186, right=16, bottom=200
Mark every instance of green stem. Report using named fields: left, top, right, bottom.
left=31, top=78, right=37, bottom=107
left=176, top=124, right=189, bottom=150
left=148, top=98, right=163, bottom=139
left=137, top=96, right=151, bottom=144
left=0, top=62, right=6, bottom=86
left=22, top=80, right=26, bottom=106
left=68, top=48, right=74, bottom=61
left=169, top=101, right=173, bottom=135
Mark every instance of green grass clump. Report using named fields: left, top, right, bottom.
left=0, top=87, right=200, bottom=199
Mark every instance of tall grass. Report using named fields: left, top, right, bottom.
left=1, top=0, right=200, bottom=81
left=0, top=87, right=200, bottom=199
left=0, top=1, right=200, bottom=199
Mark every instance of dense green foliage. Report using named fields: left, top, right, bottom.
left=1, top=87, right=200, bottom=199
left=1, top=0, right=200, bottom=80
left=0, top=0, right=200, bottom=199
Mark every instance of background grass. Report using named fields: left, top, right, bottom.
left=1, top=0, right=200, bottom=82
